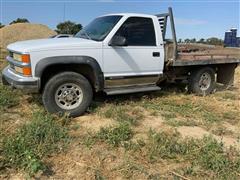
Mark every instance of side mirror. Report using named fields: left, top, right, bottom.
left=109, top=36, right=127, bottom=46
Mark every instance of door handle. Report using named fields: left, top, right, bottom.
left=152, top=52, right=160, bottom=57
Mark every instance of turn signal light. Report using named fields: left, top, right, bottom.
left=22, top=54, right=31, bottom=63
left=23, top=67, right=32, bottom=76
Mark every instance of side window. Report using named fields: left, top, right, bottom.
left=115, top=17, right=156, bottom=46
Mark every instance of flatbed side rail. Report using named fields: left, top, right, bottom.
left=172, top=58, right=240, bottom=67
left=156, top=7, right=178, bottom=61
left=178, top=53, right=240, bottom=61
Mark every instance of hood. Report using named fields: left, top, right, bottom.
left=7, top=37, right=102, bottom=53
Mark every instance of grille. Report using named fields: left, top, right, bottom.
left=9, top=51, right=13, bottom=58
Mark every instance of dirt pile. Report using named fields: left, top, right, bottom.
left=0, top=23, right=57, bottom=48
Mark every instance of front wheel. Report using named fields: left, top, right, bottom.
left=188, top=67, right=216, bottom=96
left=42, top=72, right=93, bottom=117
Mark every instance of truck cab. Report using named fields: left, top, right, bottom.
left=2, top=8, right=239, bottom=117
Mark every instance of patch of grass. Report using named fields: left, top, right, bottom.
left=123, top=139, right=146, bottom=151
left=211, top=126, right=234, bottom=136
left=98, top=105, right=144, bottom=126
left=222, top=111, right=240, bottom=124
left=1, top=111, right=69, bottom=175
left=94, top=169, right=106, bottom=180
left=141, top=95, right=223, bottom=126
left=96, top=123, right=133, bottom=147
left=146, top=130, right=198, bottom=161
left=0, top=84, right=19, bottom=110
left=116, top=159, right=148, bottom=179
left=130, top=130, right=240, bottom=179
left=194, top=137, right=240, bottom=178
left=81, top=123, right=133, bottom=148
left=220, top=92, right=237, bottom=100
left=82, top=132, right=96, bottom=149
left=165, top=118, right=199, bottom=127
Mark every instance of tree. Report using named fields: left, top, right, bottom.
left=56, top=21, right=82, bottom=35
left=10, top=18, right=29, bottom=25
left=206, top=37, right=223, bottom=46
left=197, top=38, right=205, bottom=44
left=184, top=39, right=191, bottom=43
left=178, top=38, right=182, bottom=43
left=0, top=23, right=4, bottom=29
left=190, top=38, right=196, bottom=43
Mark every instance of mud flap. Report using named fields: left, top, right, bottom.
left=217, top=64, right=237, bottom=86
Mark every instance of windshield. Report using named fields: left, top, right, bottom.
left=75, top=15, right=122, bottom=41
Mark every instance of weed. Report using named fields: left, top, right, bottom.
left=146, top=130, right=198, bottom=161
left=194, top=137, right=240, bottom=178
left=211, top=126, right=234, bottom=136
left=94, top=169, right=106, bottom=180
left=141, top=130, right=240, bottom=178
left=82, top=132, right=96, bottom=149
left=96, top=123, right=133, bottom=147
left=165, top=118, right=199, bottom=127
left=1, top=111, right=68, bottom=175
left=222, top=111, right=239, bottom=124
left=220, top=92, right=237, bottom=100
left=124, top=139, right=146, bottom=151
left=99, top=105, right=144, bottom=126
left=0, top=84, right=19, bottom=110
left=141, top=95, right=226, bottom=128
left=116, top=159, right=148, bottom=179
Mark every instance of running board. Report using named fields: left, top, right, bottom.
left=105, top=85, right=161, bottom=95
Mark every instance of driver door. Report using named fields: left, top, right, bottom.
left=103, top=17, right=164, bottom=88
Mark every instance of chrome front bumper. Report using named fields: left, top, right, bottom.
left=2, top=66, right=40, bottom=93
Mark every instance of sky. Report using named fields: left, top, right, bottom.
left=0, top=0, right=239, bottom=40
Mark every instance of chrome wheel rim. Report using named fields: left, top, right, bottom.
left=55, top=83, right=83, bottom=110
left=199, top=72, right=211, bottom=91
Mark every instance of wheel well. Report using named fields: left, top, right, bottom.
left=165, top=65, right=217, bottom=82
left=40, top=64, right=96, bottom=92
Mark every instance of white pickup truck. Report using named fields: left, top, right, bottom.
left=2, top=8, right=240, bottom=117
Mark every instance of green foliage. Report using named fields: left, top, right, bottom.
left=10, top=18, right=29, bottom=25
left=56, top=21, right=82, bottom=35
left=132, top=130, right=240, bottom=178
left=0, top=22, right=4, bottom=28
left=182, top=37, right=223, bottom=46
left=0, top=84, right=19, bottom=110
left=142, top=96, right=219, bottom=125
left=97, top=123, right=133, bottom=147
left=197, top=38, right=205, bottom=43
left=178, top=38, right=182, bottom=43
left=1, top=111, right=68, bottom=175
left=146, top=130, right=198, bottom=161
left=206, top=37, right=224, bottom=46
left=101, top=105, right=144, bottom=126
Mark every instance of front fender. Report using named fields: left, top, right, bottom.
left=35, top=56, right=104, bottom=91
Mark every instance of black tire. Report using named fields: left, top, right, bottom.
left=42, top=72, right=93, bottom=117
left=188, top=67, right=215, bottom=96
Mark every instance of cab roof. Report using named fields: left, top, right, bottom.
left=100, top=13, right=156, bottom=19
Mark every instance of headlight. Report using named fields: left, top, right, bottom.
left=13, top=53, right=22, bottom=62
left=13, top=53, right=31, bottom=63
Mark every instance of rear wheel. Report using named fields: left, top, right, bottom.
left=189, top=67, right=215, bottom=96
left=42, top=72, right=93, bottom=117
